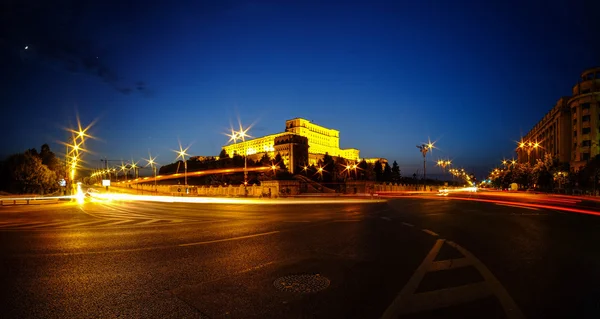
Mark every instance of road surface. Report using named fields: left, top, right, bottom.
left=1, top=195, right=600, bottom=318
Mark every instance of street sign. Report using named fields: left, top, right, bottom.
left=102, top=180, right=111, bottom=187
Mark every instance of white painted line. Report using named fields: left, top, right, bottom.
left=101, top=220, right=134, bottom=226
left=402, top=222, right=414, bottom=227
left=382, top=239, right=445, bottom=319
left=446, top=241, right=525, bottom=319
left=422, top=229, right=439, bottom=237
left=27, top=220, right=77, bottom=228
left=136, top=219, right=162, bottom=225
left=179, top=230, right=280, bottom=247
left=60, top=220, right=109, bottom=228
left=333, top=219, right=361, bottom=222
left=381, top=217, right=392, bottom=221
left=5, top=221, right=47, bottom=228
left=496, top=203, right=540, bottom=211
left=406, top=282, right=492, bottom=314
left=429, top=257, right=470, bottom=272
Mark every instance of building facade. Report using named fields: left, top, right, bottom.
left=222, top=118, right=363, bottom=167
left=570, top=67, right=600, bottom=169
left=517, top=97, right=571, bottom=164
left=518, top=67, right=600, bottom=170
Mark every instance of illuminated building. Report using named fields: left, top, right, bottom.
left=222, top=118, right=378, bottom=171
left=517, top=97, right=571, bottom=164
left=570, top=67, right=600, bottom=169
left=519, top=67, right=600, bottom=169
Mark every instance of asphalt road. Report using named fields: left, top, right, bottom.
left=1, top=196, right=600, bottom=318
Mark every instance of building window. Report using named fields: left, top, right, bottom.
left=587, top=73, right=594, bottom=80
left=583, top=127, right=591, bottom=134
left=582, top=89, right=591, bottom=94
left=582, top=140, right=592, bottom=147
left=583, top=153, right=591, bottom=161
left=583, top=115, right=591, bottom=122
left=574, top=131, right=577, bottom=137
left=573, top=119, right=577, bottom=125
left=574, top=142, right=578, bottom=149
left=582, top=103, right=591, bottom=110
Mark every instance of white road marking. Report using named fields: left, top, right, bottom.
left=446, top=241, right=525, bottom=319
left=381, top=217, right=392, bottom=221
left=402, top=222, right=414, bottom=227
left=4, top=221, right=47, bottom=228
left=382, top=239, right=445, bottom=319
left=429, top=258, right=470, bottom=272
left=179, top=230, right=280, bottom=247
left=496, top=203, right=540, bottom=211
left=382, top=239, right=525, bottom=319
left=101, top=220, right=134, bottom=226
left=136, top=219, right=162, bottom=225
left=27, top=220, right=77, bottom=228
left=333, top=219, right=362, bottom=222
left=422, top=229, right=439, bottom=236
left=60, top=220, right=110, bottom=228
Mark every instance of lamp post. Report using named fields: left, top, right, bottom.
left=416, top=141, right=435, bottom=191
left=174, top=142, right=190, bottom=188
left=145, top=151, right=158, bottom=191
left=227, top=124, right=251, bottom=195
left=517, top=140, right=539, bottom=164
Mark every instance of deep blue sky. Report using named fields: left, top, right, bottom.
left=1, top=0, right=599, bottom=176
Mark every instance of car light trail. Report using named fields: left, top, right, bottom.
left=88, top=192, right=385, bottom=205
left=421, top=196, right=600, bottom=217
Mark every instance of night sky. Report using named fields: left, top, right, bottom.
left=1, top=0, right=599, bottom=177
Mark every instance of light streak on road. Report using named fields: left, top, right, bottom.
left=421, top=196, right=600, bottom=217
left=88, top=192, right=385, bottom=205
left=115, top=166, right=272, bottom=185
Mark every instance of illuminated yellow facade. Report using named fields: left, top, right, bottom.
left=222, top=118, right=361, bottom=165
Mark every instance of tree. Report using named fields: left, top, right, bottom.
left=274, top=153, right=286, bottom=170
left=260, top=153, right=271, bottom=165
left=391, top=161, right=401, bottom=183
left=357, top=159, right=368, bottom=180
left=374, top=161, right=383, bottom=182
left=4, top=151, right=55, bottom=194
left=218, top=149, right=229, bottom=159
left=382, top=162, right=392, bottom=182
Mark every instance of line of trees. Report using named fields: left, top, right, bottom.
left=159, top=150, right=414, bottom=186
left=0, top=144, right=64, bottom=194
left=489, top=153, right=570, bottom=191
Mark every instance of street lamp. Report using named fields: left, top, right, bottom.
left=517, top=140, right=540, bottom=163
left=416, top=140, right=435, bottom=191
left=227, top=123, right=252, bottom=195
left=174, top=141, right=190, bottom=187
left=145, top=151, right=158, bottom=191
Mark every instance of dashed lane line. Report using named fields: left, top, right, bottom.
left=402, top=222, right=414, bottom=227
left=421, top=229, right=439, bottom=237
left=60, top=220, right=113, bottom=228
left=101, top=219, right=135, bottom=227
left=136, top=219, right=162, bottom=225
left=179, top=230, right=281, bottom=247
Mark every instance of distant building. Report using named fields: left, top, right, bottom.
left=222, top=118, right=383, bottom=171
left=518, top=67, right=600, bottom=170
left=569, top=67, right=600, bottom=169
left=517, top=97, right=571, bottom=164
